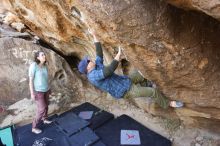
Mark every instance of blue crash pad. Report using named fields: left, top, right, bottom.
left=92, top=141, right=107, bottom=146
left=68, top=127, right=99, bottom=146
left=95, top=114, right=172, bottom=146
left=14, top=112, right=99, bottom=146
left=55, top=112, right=89, bottom=136
left=71, top=102, right=114, bottom=130
left=14, top=114, right=72, bottom=146
left=15, top=122, right=71, bottom=146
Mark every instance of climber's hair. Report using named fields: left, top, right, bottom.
left=34, top=50, right=47, bottom=65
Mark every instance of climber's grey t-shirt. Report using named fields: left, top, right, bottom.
left=29, top=62, right=49, bottom=92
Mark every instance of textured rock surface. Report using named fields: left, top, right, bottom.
left=8, top=0, right=91, bottom=56
left=166, top=0, right=220, bottom=21
left=0, top=0, right=11, bottom=13
left=3, top=0, right=220, bottom=131
left=0, top=35, right=81, bottom=106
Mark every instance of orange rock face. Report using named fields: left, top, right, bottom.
left=3, top=0, right=220, bottom=131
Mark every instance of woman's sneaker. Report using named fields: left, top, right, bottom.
left=43, top=119, right=52, bottom=124
left=170, top=101, right=184, bottom=108
left=32, top=128, right=42, bottom=134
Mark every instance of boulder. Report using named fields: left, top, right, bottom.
left=4, top=0, right=220, bottom=131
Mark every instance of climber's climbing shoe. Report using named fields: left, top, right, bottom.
left=170, top=101, right=184, bottom=108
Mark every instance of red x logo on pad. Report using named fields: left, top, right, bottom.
left=126, top=133, right=135, bottom=139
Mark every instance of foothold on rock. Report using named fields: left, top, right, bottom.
left=11, top=22, right=25, bottom=32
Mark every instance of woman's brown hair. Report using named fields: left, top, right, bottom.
left=34, top=51, right=47, bottom=65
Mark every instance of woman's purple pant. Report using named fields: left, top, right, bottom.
left=32, top=90, right=50, bottom=128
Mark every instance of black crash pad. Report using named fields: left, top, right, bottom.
left=14, top=114, right=71, bottom=146
left=71, top=102, right=114, bottom=130
left=55, top=112, right=89, bottom=136
left=92, top=141, right=106, bottom=146
left=67, top=127, right=99, bottom=146
left=14, top=113, right=99, bottom=146
left=95, top=114, right=172, bottom=146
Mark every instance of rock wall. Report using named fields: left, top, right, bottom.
left=2, top=0, right=220, bottom=131
left=0, top=36, right=80, bottom=104
left=0, top=0, right=11, bottom=13
left=166, top=0, right=220, bottom=21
